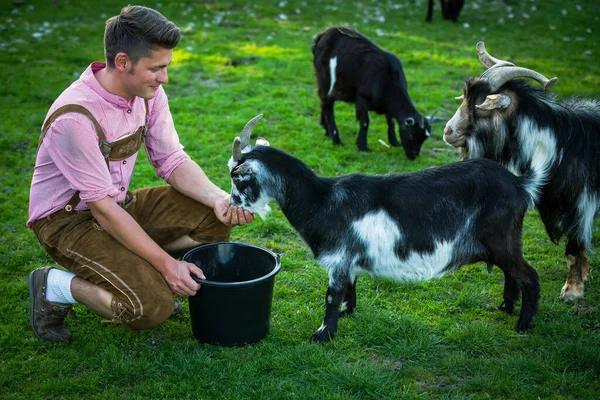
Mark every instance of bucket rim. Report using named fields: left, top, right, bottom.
left=183, top=242, right=281, bottom=288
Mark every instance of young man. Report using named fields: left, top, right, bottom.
left=27, top=5, right=254, bottom=342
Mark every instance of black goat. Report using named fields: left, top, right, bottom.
left=228, top=114, right=551, bottom=343
left=426, top=0, right=465, bottom=22
left=444, top=41, right=600, bottom=303
left=312, top=26, right=444, bottom=157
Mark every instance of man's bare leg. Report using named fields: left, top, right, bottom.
left=163, top=235, right=201, bottom=256
left=71, top=277, right=113, bottom=318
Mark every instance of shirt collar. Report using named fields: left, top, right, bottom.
left=81, top=62, right=137, bottom=109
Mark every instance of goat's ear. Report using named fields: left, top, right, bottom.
left=475, top=94, right=511, bottom=111
left=405, top=117, right=415, bottom=126
left=232, top=162, right=253, bottom=175
left=255, top=137, right=270, bottom=147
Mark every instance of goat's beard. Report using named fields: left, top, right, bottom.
left=245, top=192, right=272, bottom=220
left=229, top=189, right=272, bottom=220
left=251, top=203, right=272, bottom=220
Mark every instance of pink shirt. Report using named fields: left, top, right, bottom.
left=27, top=62, right=190, bottom=228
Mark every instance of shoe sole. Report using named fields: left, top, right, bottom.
left=28, top=269, right=44, bottom=340
left=28, top=268, right=72, bottom=342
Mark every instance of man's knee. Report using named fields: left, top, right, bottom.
left=112, top=293, right=175, bottom=331
left=189, top=214, right=232, bottom=244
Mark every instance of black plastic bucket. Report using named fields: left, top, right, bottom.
left=182, top=242, right=281, bottom=346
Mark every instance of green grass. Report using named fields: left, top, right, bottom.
left=1, top=0, right=599, bottom=398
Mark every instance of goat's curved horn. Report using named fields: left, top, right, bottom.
left=476, top=41, right=514, bottom=69
left=232, top=137, right=242, bottom=162
left=239, top=113, right=264, bottom=149
left=481, top=66, right=558, bottom=94
left=476, top=41, right=558, bottom=94
left=427, top=111, right=446, bottom=124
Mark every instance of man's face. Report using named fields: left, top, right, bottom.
left=123, top=47, right=172, bottom=100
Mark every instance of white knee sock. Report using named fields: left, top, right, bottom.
left=46, top=269, right=77, bottom=304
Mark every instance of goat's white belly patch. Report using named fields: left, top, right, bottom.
left=352, top=210, right=454, bottom=281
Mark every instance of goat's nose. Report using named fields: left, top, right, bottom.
left=443, top=125, right=452, bottom=137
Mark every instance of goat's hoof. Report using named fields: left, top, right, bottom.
left=515, top=320, right=533, bottom=333
left=311, top=328, right=335, bottom=343
left=358, top=147, right=371, bottom=153
left=560, top=284, right=584, bottom=304
left=311, top=332, right=333, bottom=344
left=498, top=301, right=514, bottom=315
left=339, top=309, right=355, bottom=318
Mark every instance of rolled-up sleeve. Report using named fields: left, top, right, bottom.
left=44, top=117, right=120, bottom=203
left=145, top=88, right=191, bottom=181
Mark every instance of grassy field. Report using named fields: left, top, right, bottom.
left=1, top=0, right=599, bottom=398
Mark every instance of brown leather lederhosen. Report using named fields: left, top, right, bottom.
left=38, top=100, right=149, bottom=212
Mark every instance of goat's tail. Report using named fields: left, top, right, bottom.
left=311, top=32, right=323, bottom=55
left=519, top=141, right=555, bottom=207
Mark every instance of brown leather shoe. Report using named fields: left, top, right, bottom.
left=29, top=266, right=74, bottom=342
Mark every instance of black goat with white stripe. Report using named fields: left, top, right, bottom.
left=228, top=114, right=551, bottom=343
left=312, top=26, right=444, bottom=157
left=444, top=41, right=600, bottom=303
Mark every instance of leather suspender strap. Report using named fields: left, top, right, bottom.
left=40, top=104, right=108, bottom=150
left=38, top=100, right=149, bottom=213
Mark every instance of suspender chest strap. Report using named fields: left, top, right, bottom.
left=38, top=100, right=149, bottom=212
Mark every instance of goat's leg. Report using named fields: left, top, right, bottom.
left=319, top=97, right=330, bottom=137
left=386, top=116, right=402, bottom=147
left=561, top=237, right=589, bottom=303
left=425, top=0, right=434, bottom=22
left=321, top=99, right=342, bottom=146
left=441, top=1, right=451, bottom=20
left=355, top=96, right=371, bottom=152
left=514, top=260, right=540, bottom=332
left=311, top=284, right=345, bottom=343
left=339, top=276, right=357, bottom=317
left=481, top=216, right=538, bottom=331
left=498, top=268, right=520, bottom=315
left=496, top=257, right=539, bottom=331
left=319, top=105, right=328, bottom=135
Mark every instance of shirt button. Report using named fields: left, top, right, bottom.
left=127, top=109, right=132, bottom=114
left=122, top=160, right=127, bottom=165
left=121, top=187, right=125, bottom=191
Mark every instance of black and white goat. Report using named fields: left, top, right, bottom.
left=444, top=41, right=600, bottom=303
left=228, top=114, right=551, bottom=343
left=312, top=26, right=445, bottom=157
left=426, top=0, right=465, bottom=22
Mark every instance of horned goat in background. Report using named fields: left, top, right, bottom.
left=228, top=114, right=552, bottom=343
left=444, top=41, right=600, bottom=303
left=312, top=26, right=445, bottom=157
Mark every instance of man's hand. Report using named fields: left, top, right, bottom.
left=161, top=259, right=206, bottom=297
left=214, top=196, right=255, bottom=227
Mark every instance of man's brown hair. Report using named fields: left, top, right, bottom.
left=104, top=5, right=181, bottom=69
